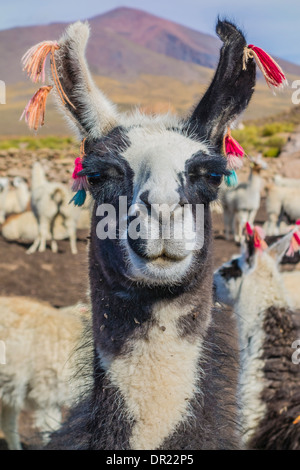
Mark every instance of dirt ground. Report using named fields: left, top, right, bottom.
left=0, top=199, right=298, bottom=450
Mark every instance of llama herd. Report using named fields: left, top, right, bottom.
left=0, top=18, right=300, bottom=451
left=0, top=162, right=90, bottom=254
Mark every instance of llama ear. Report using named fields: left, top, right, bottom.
left=52, top=21, right=118, bottom=138
left=241, top=236, right=256, bottom=268
left=186, top=19, right=256, bottom=151
left=267, top=231, right=295, bottom=264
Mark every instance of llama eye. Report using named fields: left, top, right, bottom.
left=87, top=174, right=102, bottom=186
left=205, top=173, right=222, bottom=186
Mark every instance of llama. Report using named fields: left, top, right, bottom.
left=0, top=177, right=9, bottom=224
left=220, top=155, right=267, bottom=243
left=2, top=177, right=30, bottom=217
left=273, top=174, right=300, bottom=188
left=28, top=162, right=85, bottom=254
left=264, top=183, right=300, bottom=236
left=20, top=19, right=280, bottom=450
left=214, top=231, right=300, bottom=449
left=0, top=297, right=91, bottom=450
left=2, top=208, right=90, bottom=246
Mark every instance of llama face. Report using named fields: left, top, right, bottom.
left=40, top=19, right=256, bottom=286
left=0, top=177, right=8, bottom=192
left=214, top=256, right=244, bottom=305
left=83, top=122, right=227, bottom=285
left=214, top=231, right=295, bottom=307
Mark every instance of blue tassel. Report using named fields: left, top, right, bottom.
left=70, top=188, right=86, bottom=206
left=225, top=170, right=238, bottom=187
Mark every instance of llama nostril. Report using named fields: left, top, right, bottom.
left=139, top=191, right=151, bottom=208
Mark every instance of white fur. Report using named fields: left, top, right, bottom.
left=220, top=158, right=266, bottom=243
left=2, top=208, right=90, bottom=243
left=273, top=174, right=300, bottom=188
left=264, top=184, right=300, bottom=236
left=55, top=22, right=118, bottom=139
left=27, top=162, right=86, bottom=254
left=0, top=177, right=9, bottom=223
left=99, top=301, right=203, bottom=450
left=0, top=177, right=30, bottom=223
left=0, top=297, right=90, bottom=450
left=214, top=233, right=294, bottom=445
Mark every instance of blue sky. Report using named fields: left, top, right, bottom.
left=1, top=0, right=300, bottom=64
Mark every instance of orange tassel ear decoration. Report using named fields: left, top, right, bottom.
left=22, top=41, right=59, bottom=83
left=20, top=85, right=53, bottom=130
left=22, top=40, right=75, bottom=111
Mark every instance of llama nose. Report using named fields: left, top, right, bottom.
left=139, top=189, right=187, bottom=209
left=139, top=190, right=151, bottom=209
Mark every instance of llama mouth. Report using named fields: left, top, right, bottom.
left=124, top=241, right=193, bottom=284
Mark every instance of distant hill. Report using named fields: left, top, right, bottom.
left=0, top=7, right=299, bottom=136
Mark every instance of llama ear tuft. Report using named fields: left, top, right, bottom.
left=267, top=230, right=298, bottom=264
left=186, top=19, right=256, bottom=152
left=53, top=21, right=119, bottom=139
left=21, top=21, right=119, bottom=138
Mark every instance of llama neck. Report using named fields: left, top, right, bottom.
left=88, top=236, right=214, bottom=449
left=16, top=183, right=29, bottom=211
left=234, top=259, right=293, bottom=445
left=247, top=169, right=262, bottom=192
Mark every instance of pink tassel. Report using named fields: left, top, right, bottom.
left=245, top=222, right=253, bottom=236
left=243, top=44, right=287, bottom=89
left=253, top=226, right=268, bottom=251
left=286, top=230, right=300, bottom=257
left=245, top=223, right=268, bottom=251
left=71, top=157, right=88, bottom=192
left=20, top=85, right=52, bottom=130
left=70, top=139, right=88, bottom=207
left=223, top=128, right=245, bottom=170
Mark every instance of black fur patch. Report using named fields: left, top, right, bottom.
left=248, top=306, right=300, bottom=450
left=186, top=19, right=256, bottom=152
left=219, top=259, right=242, bottom=281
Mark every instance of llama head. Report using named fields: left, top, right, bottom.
left=214, top=230, right=294, bottom=307
left=13, top=176, right=27, bottom=188
left=0, top=177, right=9, bottom=192
left=26, top=19, right=256, bottom=287
left=249, top=154, right=268, bottom=173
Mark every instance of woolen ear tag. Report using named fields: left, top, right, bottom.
left=70, top=139, right=88, bottom=207
left=21, top=39, right=75, bottom=130
left=20, top=85, right=53, bottom=130
left=243, top=44, right=287, bottom=90
left=223, top=127, right=245, bottom=187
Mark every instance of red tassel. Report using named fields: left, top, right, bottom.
left=70, top=139, right=88, bottom=207
left=20, top=85, right=53, bottom=130
left=243, top=44, right=287, bottom=89
left=245, top=223, right=268, bottom=252
left=223, top=128, right=245, bottom=170
left=71, top=157, right=88, bottom=192
left=286, top=228, right=300, bottom=257
left=253, top=226, right=268, bottom=251
left=245, top=222, right=253, bottom=236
